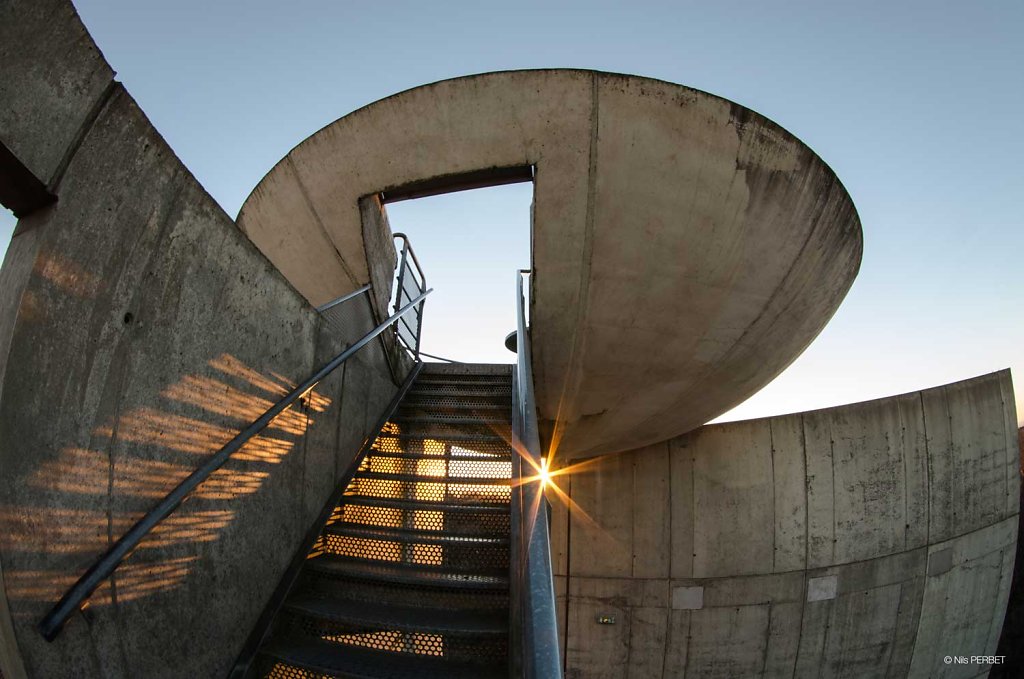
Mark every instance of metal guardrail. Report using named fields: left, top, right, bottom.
left=38, top=273, right=432, bottom=641
left=511, top=269, right=562, bottom=678
left=393, top=232, right=427, bottom=358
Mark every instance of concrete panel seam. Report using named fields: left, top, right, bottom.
left=46, top=78, right=120, bottom=196
left=901, top=401, right=909, bottom=552
left=920, top=390, right=933, bottom=547
left=829, top=415, right=837, bottom=566
left=284, top=156, right=361, bottom=289
left=770, top=419, right=777, bottom=573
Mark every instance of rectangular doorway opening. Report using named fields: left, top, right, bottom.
left=382, top=177, right=533, bottom=364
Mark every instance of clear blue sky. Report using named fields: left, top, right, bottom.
left=2, top=0, right=1021, bottom=424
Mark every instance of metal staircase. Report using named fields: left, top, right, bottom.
left=247, top=364, right=514, bottom=679
left=34, top=232, right=560, bottom=677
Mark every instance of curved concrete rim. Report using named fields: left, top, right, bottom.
left=238, top=69, right=863, bottom=459
left=242, top=68, right=860, bottom=212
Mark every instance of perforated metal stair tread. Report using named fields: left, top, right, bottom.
left=259, top=635, right=508, bottom=679
left=404, top=393, right=511, bottom=404
left=352, top=470, right=511, bottom=485
left=414, top=375, right=511, bottom=383
left=365, top=449, right=512, bottom=461
left=392, top=415, right=510, bottom=425
left=339, top=494, right=509, bottom=513
left=324, top=523, right=509, bottom=545
left=408, top=389, right=511, bottom=400
left=397, top=403, right=505, bottom=413
left=306, top=554, right=509, bottom=589
left=283, top=592, right=508, bottom=635
left=374, top=432, right=509, bottom=444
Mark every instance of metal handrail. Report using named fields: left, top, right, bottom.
left=512, top=269, right=562, bottom=678
left=315, top=283, right=372, bottom=313
left=38, top=286, right=433, bottom=641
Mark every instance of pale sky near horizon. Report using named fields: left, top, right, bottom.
left=2, top=0, right=1021, bottom=425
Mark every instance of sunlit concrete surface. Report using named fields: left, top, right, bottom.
left=239, top=69, right=862, bottom=461
left=0, top=2, right=406, bottom=677
left=546, top=371, right=1019, bottom=678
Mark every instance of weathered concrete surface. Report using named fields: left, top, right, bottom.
left=0, top=3, right=403, bottom=677
left=0, top=0, right=113, bottom=208
left=992, top=427, right=1024, bottom=678
left=549, top=371, right=1019, bottom=678
left=359, top=194, right=398, bottom=324
left=238, top=69, right=863, bottom=461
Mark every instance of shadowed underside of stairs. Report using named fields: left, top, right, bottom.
left=248, top=364, right=514, bottom=679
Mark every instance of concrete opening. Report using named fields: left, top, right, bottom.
left=0, top=208, right=16, bottom=262
left=382, top=179, right=533, bottom=364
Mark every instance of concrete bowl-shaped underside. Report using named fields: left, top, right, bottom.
left=239, top=69, right=862, bottom=460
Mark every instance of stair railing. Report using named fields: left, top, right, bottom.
left=393, top=232, right=427, bottom=359
left=227, top=361, right=425, bottom=678
left=511, top=269, right=562, bottom=678
left=38, top=248, right=432, bottom=642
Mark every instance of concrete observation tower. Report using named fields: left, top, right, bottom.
left=0, top=2, right=1019, bottom=678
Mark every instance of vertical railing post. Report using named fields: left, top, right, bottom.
left=394, top=239, right=409, bottom=316
left=513, top=269, right=563, bottom=679
left=413, top=297, right=424, bottom=359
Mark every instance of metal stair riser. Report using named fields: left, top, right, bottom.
left=300, top=573, right=510, bottom=611
left=371, top=435, right=512, bottom=458
left=362, top=455, right=512, bottom=480
left=325, top=524, right=508, bottom=547
left=257, top=644, right=509, bottom=679
left=280, top=610, right=507, bottom=663
left=330, top=502, right=510, bottom=536
left=313, top=533, right=510, bottom=571
left=413, top=374, right=511, bottom=385
left=403, top=393, right=511, bottom=408
left=278, top=611, right=509, bottom=664
left=306, top=556, right=508, bottom=587
left=345, top=477, right=511, bottom=505
left=400, top=397, right=510, bottom=410
left=383, top=421, right=511, bottom=440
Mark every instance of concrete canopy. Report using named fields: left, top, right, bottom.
left=238, top=70, right=862, bottom=460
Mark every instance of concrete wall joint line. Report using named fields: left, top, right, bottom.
left=792, top=414, right=809, bottom=679
left=997, top=376, right=1019, bottom=516
left=900, top=399, right=909, bottom=552
left=46, top=78, right=120, bottom=197
left=550, top=73, right=599, bottom=451
left=769, top=419, right=777, bottom=574
left=882, top=581, right=904, bottom=677
left=563, top=472, right=571, bottom=671
left=284, top=156, right=361, bottom=290
left=919, top=391, right=932, bottom=547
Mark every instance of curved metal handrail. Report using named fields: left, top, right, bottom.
left=512, top=269, right=563, bottom=678
left=392, top=232, right=425, bottom=289
left=38, top=286, right=433, bottom=641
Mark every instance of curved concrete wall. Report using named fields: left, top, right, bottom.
left=549, top=371, right=1019, bottom=678
left=238, top=70, right=862, bottom=461
left=0, top=3, right=403, bottom=677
